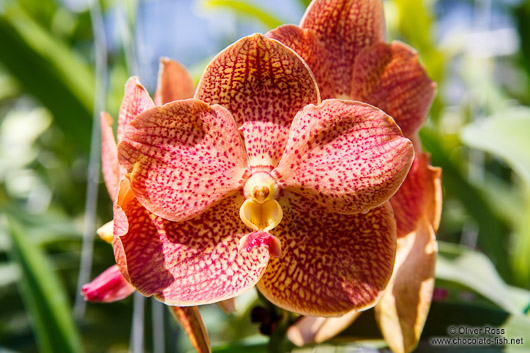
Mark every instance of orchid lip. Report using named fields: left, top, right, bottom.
left=240, top=172, right=283, bottom=231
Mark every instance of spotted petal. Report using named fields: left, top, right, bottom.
left=100, top=112, right=119, bottom=200
left=195, top=34, right=320, bottom=169
left=351, top=41, right=436, bottom=137
left=155, top=57, right=195, bottom=105
left=118, top=99, right=249, bottom=222
left=391, top=151, right=442, bottom=237
left=117, top=77, right=155, bottom=142
left=257, top=192, right=396, bottom=316
left=375, top=217, right=437, bottom=353
left=272, top=100, right=414, bottom=215
left=113, top=179, right=274, bottom=305
left=299, top=0, right=386, bottom=98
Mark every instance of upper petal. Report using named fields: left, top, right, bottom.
left=100, top=112, right=119, bottom=200
left=117, top=77, right=155, bottom=143
left=113, top=179, right=274, bottom=305
left=195, top=34, right=320, bottom=169
left=351, top=41, right=436, bottom=137
left=267, top=25, right=336, bottom=99
left=300, top=0, right=386, bottom=97
left=391, top=151, right=442, bottom=238
left=272, top=100, right=414, bottom=214
left=374, top=216, right=437, bottom=353
left=118, top=99, right=249, bottom=223
left=154, top=58, right=196, bottom=105
left=257, top=192, right=397, bottom=316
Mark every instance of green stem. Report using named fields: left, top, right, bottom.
left=267, top=311, right=289, bottom=353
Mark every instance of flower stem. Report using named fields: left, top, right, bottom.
left=267, top=311, right=290, bottom=353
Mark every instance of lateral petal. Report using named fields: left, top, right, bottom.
left=118, top=99, right=249, bottom=223
left=391, top=151, right=443, bottom=237
left=374, top=217, right=437, bottom=353
left=113, top=179, right=273, bottom=305
left=117, top=77, right=155, bottom=143
left=195, top=34, right=320, bottom=169
left=272, top=100, right=414, bottom=214
left=100, top=112, right=119, bottom=200
left=300, top=0, right=386, bottom=97
left=155, top=58, right=195, bottom=105
left=257, top=192, right=396, bottom=316
left=351, top=41, right=436, bottom=137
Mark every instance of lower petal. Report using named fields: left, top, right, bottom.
left=169, top=306, right=210, bottom=353
left=287, top=311, right=361, bottom=346
left=374, top=217, right=437, bottom=353
left=257, top=192, right=397, bottom=316
left=113, top=179, right=273, bottom=305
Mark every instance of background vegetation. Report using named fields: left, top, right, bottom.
left=0, top=0, right=529, bottom=352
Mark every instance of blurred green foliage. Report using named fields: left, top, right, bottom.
left=0, top=0, right=529, bottom=352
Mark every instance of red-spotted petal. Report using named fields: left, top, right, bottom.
left=267, top=25, right=336, bottom=99
left=299, top=0, right=386, bottom=98
left=391, top=151, right=442, bottom=238
left=118, top=99, right=249, bottom=223
left=272, top=100, right=414, bottom=214
left=195, top=34, right=320, bottom=169
left=155, top=57, right=195, bottom=105
left=113, top=179, right=273, bottom=305
left=169, top=306, right=211, bottom=353
left=257, top=192, right=397, bottom=316
left=375, top=217, right=437, bottom=353
left=351, top=41, right=436, bottom=137
left=117, top=77, right=155, bottom=143
left=81, top=265, right=135, bottom=303
left=100, top=112, right=119, bottom=200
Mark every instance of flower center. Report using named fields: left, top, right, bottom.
left=240, top=172, right=283, bottom=232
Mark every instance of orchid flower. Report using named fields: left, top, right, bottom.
left=106, top=33, right=414, bottom=320
left=267, top=0, right=442, bottom=352
left=82, top=58, right=213, bottom=353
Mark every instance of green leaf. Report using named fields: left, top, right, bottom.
left=0, top=4, right=94, bottom=151
left=436, top=242, right=529, bottom=315
left=461, top=108, right=530, bottom=285
left=461, top=107, right=530, bottom=184
left=202, top=0, right=285, bottom=30
left=421, top=128, right=512, bottom=279
left=5, top=216, right=82, bottom=353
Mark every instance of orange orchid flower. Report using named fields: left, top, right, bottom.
left=267, top=1, right=442, bottom=352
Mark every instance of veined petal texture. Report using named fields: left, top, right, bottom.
left=257, top=192, right=396, bottom=316
left=300, top=0, right=386, bottom=97
left=118, top=99, right=249, bottom=223
left=195, top=34, right=320, bottom=169
left=113, top=180, right=273, bottom=305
